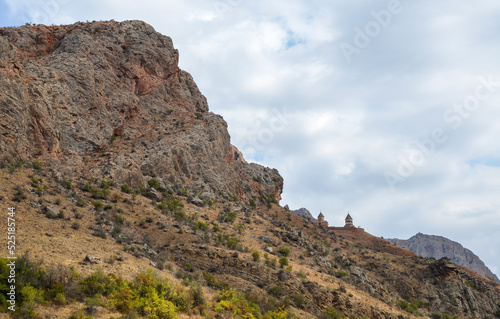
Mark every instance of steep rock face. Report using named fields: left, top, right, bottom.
left=387, top=233, right=499, bottom=283
left=0, top=20, right=282, bottom=201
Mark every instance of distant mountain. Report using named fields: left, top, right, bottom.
left=291, top=207, right=316, bottom=221
left=387, top=233, right=499, bottom=283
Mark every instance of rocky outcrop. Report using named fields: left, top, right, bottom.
left=387, top=233, right=499, bottom=283
left=0, top=20, right=282, bottom=202
left=291, top=207, right=316, bottom=221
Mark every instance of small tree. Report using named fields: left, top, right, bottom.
left=279, top=256, right=289, bottom=268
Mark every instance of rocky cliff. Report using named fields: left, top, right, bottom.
left=0, top=20, right=282, bottom=203
left=387, top=233, right=500, bottom=283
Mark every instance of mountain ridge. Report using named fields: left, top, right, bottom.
left=387, top=232, right=500, bottom=283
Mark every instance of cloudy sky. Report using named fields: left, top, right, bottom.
left=1, top=0, right=499, bottom=276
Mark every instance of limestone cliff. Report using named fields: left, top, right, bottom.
left=388, top=232, right=500, bottom=283
left=0, top=20, right=282, bottom=202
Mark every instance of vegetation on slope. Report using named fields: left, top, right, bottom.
left=1, top=162, right=500, bottom=318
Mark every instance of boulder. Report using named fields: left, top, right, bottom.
left=84, top=254, right=100, bottom=265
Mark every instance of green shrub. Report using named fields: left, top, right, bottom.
left=204, top=199, right=214, bottom=206
left=159, top=196, right=184, bottom=215
left=192, top=221, right=208, bottom=232
left=335, top=270, right=347, bottom=278
left=53, top=292, right=66, bottom=305
left=90, top=187, right=110, bottom=199
left=113, top=214, right=126, bottom=225
left=226, top=237, right=239, bottom=249
left=21, top=283, right=45, bottom=304
left=0, top=257, right=183, bottom=317
left=279, top=256, right=289, bottom=267
left=62, top=180, right=72, bottom=189
left=79, top=269, right=109, bottom=296
left=100, top=180, right=116, bottom=189
left=148, top=178, right=161, bottom=190
left=260, top=193, right=278, bottom=205
left=268, top=286, right=283, bottom=297
left=252, top=251, right=260, bottom=261
left=92, top=201, right=104, bottom=210
left=133, top=271, right=178, bottom=318
left=121, top=184, right=131, bottom=193
left=71, top=222, right=80, bottom=230
left=278, top=247, right=290, bottom=257
left=396, top=300, right=425, bottom=314
left=321, top=306, right=346, bottom=319
left=219, top=211, right=237, bottom=223
left=214, top=288, right=262, bottom=317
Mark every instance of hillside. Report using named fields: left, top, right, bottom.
left=387, top=233, right=500, bottom=283
left=1, top=20, right=500, bottom=319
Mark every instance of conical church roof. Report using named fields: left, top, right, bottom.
left=345, top=213, right=352, bottom=220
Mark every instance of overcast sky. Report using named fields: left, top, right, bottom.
left=1, top=0, right=499, bottom=276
